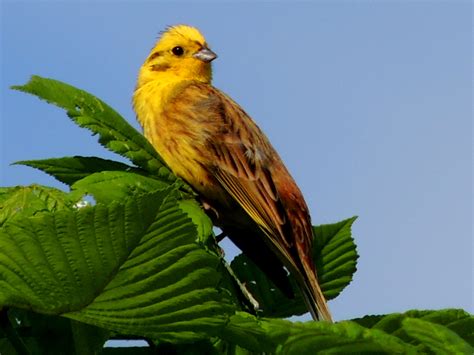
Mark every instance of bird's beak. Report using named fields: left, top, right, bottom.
left=193, top=48, right=217, bottom=63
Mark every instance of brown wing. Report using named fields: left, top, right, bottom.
left=166, top=82, right=331, bottom=321
left=169, top=83, right=300, bottom=264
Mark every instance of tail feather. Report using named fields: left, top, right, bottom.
left=301, top=269, right=333, bottom=322
left=295, top=231, right=333, bottom=322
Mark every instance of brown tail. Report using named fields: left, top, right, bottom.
left=291, top=220, right=333, bottom=322
left=300, top=259, right=333, bottom=322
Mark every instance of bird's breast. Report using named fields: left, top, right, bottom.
left=134, top=80, right=225, bottom=202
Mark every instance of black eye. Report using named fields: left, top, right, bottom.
left=172, top=46, right=184, bottom=56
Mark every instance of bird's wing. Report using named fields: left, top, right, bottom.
left=165, top=82, right=332, bottom=321
left=168, top=82, right=303, bottom=265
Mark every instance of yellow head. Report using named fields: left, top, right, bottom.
left=137, top=25, right=216, bottom=85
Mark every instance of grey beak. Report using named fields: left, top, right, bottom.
left=193, top=48, right=217, bottom=63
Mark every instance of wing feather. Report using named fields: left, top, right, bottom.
left=164, top=82, right=332, bottom=321
left=170, top=84, right=295, bottom=252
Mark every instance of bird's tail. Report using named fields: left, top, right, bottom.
left=300, top=262, right=333, bottom=322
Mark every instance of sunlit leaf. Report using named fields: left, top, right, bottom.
left=218, top=312, right=416, bottom=354
left=353, top=309, right=474, bottom=348
left=0, top=185, right=74, bottom=227
left=402, top=318, right=473, bottom=354
left=0, top=190, right=235, bottom=342
left=178, top=199, right=213, bottom=243
left=12, top=76, right=176, bottom=183
left=15, top=156, right=140, bottom=186
left=69, top=171, right=172, bottom=204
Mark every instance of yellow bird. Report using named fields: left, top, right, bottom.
left=133, top=25, right=332, bottom=322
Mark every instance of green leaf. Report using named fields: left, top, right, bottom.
left=211, top=337, right=254, bottom=355
left=0, top=185, right=75, bottom=227
left=2, top=309, right=109, bottom=355
left=12, top=76, right=176, bottom=183
left=70, top=171, right=173, bottom=204
left=70, top=318, right=110, bottom=355
left=402, top=318, right=473, bottom=354
left=0, top=190, right=236, bottom=343
left=230, top=217, right=358, bottom=318
left=178, top=199, right=213, bottom=243
left=0, top=191, right=163, bottom=313
left=352, top=309, right=474, bottom=348
left=219, top=313, right=272, bottom=353
left=219, top=313, right=416, bottom=354
left=15, top=156, right=141, bottom=186
left=271, top=320, right=415, bottom=354
left=313, top=216, right=359, bottom=300
left=419, top=309, right=474, bottom=347
left=67, top=194, right=236, bottom=342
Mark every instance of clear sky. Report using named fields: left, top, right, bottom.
left=1, top=1, right=472, bottom=323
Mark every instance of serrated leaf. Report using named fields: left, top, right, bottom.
left=70, top=171, right=173, bottom=204
left=0, top=190, right=236, bottom=342
left=352, top=309, right=474, bottom=348
left=12, top=76, right=176, bottom=183
left=220, top=313, right=272, bottom=352
left=219, top=313, right=416, bottom=354
left=402, top=318, right=473, bottom=354
left=178, top=200, right=213, bottom=243
left=274, top=321, right=414, bottom=354
left=0, top=191, right=164, bottom=313
left=313, top=216, right=359, bottom=299
left=15, top=156, right=140, bottom=186
left=67, top=195, right=236, bottom=341
left=272, top=320, right=416, bottom=354
left=0, top=185, right=75, bottom=227
left=230, top=217, right=358, bottom=318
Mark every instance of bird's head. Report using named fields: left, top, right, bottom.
left=139, top=25, right=216, bottom=84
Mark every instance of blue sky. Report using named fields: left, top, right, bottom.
left=1, top=1, right=472, bottom=323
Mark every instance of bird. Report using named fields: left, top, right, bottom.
left=133, top=25, right=332, bottom=322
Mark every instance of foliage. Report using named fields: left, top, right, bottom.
left=0, top=76, right=471, bottom=354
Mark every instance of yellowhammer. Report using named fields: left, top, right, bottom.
left=133, top=25, right=332, bottom=322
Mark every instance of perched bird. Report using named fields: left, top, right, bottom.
left=133, top=25, right=332, bottom=322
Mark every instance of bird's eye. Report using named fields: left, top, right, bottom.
left=172, top=46, right=184, bottom=56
